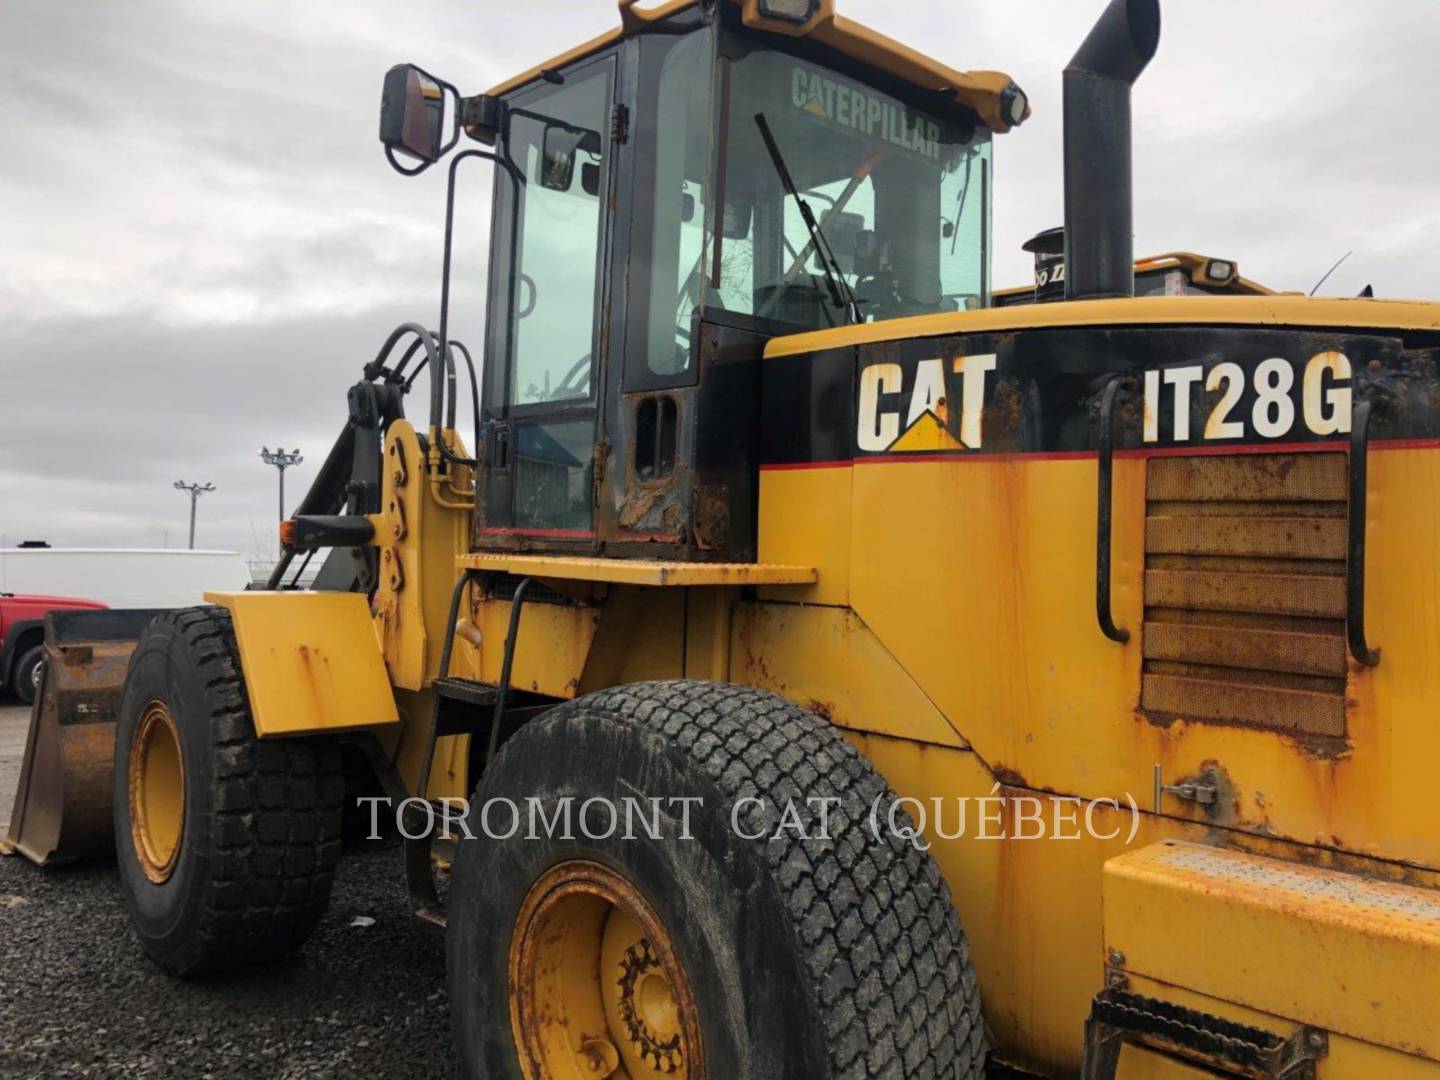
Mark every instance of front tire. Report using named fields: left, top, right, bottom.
left=113, top=606, right=344, bottom=975
left=13, top=643, right=43, bottom=705
left=448, top=680, right=985, bottom=1080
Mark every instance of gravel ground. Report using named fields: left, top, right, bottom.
left=0, top=706, right=458, bottom=1079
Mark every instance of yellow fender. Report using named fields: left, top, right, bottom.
left=204, top=591, right=398, bottom=737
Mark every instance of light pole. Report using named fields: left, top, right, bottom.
left=174, top=481, right=215, bottom=550
left=259, top=447, right=303, bottom=523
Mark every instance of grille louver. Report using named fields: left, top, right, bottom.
left=1140, top=453, right=1348, bottom=738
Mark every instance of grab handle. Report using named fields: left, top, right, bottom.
left=1097, top=375, right=1131, bottom=644
left=1347, top=399, right=1381, bottom=665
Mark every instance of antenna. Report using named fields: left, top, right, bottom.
left=1309, top=251, right=1353, bottom=297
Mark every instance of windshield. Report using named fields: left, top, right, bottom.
left=711, top=44, right=991, bottom=330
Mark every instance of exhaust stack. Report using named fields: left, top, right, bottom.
left=1063, top=0, right=1161, bottom=301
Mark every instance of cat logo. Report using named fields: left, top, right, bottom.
left=790, top=66, right=942, bottom=161
left=856, top=355, right=997, bottom=453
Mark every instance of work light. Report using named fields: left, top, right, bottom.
left=1000, top=83, right=1030, bottom=128
left=758, top=0, right=819, bottom=23
left=1206, top=259, right=1236, bottom=282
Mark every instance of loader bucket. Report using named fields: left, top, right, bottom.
left=1, top=609, right=161, bottom=866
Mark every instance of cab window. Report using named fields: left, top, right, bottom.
left=486, top=58, right=615, bottom=410
left=713, top=44, right=990, bottom=329
left=624, top=21, right=715, bottom=390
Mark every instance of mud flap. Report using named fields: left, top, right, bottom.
left=1, top=609, right=162, bottom=866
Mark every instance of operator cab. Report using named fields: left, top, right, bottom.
left=381, top=0, right=1025, bottom=561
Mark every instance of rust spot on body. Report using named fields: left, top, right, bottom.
left=804, top=698, right=835, bottom=722
left=991, top=764, right=1027, bottom=788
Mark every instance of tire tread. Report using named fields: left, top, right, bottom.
left=546, top=680, right=986, bottom=1080
left=126, top=606, right=343, bottom=975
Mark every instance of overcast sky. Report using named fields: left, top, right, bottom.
left=3, top=1, right=1439, bottom=561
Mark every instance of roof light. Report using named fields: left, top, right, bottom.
left=1205, top=259, right=1236, bottom=283
left=1000, top=83, right=1030, bottom=129
left=758, top=0, right=818, bottom=24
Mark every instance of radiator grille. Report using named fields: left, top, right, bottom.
left=1141, top=453, right=1348, bottom=737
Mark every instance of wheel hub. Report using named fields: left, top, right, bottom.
left=129, top=700, right=186, bottom=884
left=618, top=939, right=684, bottom=1072
left=509, top=860, right=702, bottom=1080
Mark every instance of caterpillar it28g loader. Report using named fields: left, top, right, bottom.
left=7, top=1, right=1440, bottom=1076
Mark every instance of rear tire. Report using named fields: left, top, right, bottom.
left=448, top=680, right=986, bottom=1080
left=13, top=643, right=43, bottom=705
left=112, top=606, right=344, bottom=976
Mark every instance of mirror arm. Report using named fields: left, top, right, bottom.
left=508, top=108, right=596, bottom=143
left=460, top=95, right=504, bottom=143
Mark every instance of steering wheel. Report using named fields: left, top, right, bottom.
left=550, top=353, right=592, bottom=400
left=856, top=275, right=945, bottom=320
left=516, top=273, right=537, bottom=319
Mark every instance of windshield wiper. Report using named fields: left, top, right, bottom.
left=948, top=147, right=976, bottom=255
left=753, top=113, right=860, bottom=325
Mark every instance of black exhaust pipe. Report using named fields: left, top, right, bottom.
left=1063, top=0, right=1161, bottom=301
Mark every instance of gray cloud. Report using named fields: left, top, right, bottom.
left=3, top=0, right=1439, bottom=559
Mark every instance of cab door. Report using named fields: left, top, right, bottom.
left=478, top=53, right=619, bottom=547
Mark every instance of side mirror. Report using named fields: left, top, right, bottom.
left=541, top=123, right=601, bottom=192
left=380, top=64, right=448, bottom=165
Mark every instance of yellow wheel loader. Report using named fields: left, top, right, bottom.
left=7, top=0, right=1440, bottom=1076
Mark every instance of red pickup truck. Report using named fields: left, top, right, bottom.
left=0, top=594, right=109, bottom=705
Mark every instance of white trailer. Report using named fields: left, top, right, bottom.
left=0, top=549, right=252, bottom=609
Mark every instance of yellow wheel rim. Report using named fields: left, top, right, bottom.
left=510, top=860, right=703, bottom=1080
left=129, top=700, right=186, bottom=884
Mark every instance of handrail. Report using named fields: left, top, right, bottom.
left=405, top=567, right=477, bottom=925
left=434, top=149, right=523, bottom=466
left=486, top=577, right=533, bottom=766
left=1347, top=399, right=1381, bottom=666
left=1096, top=375, right=1131, bottom=644
left=415, top=570, right=479, bottom=802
